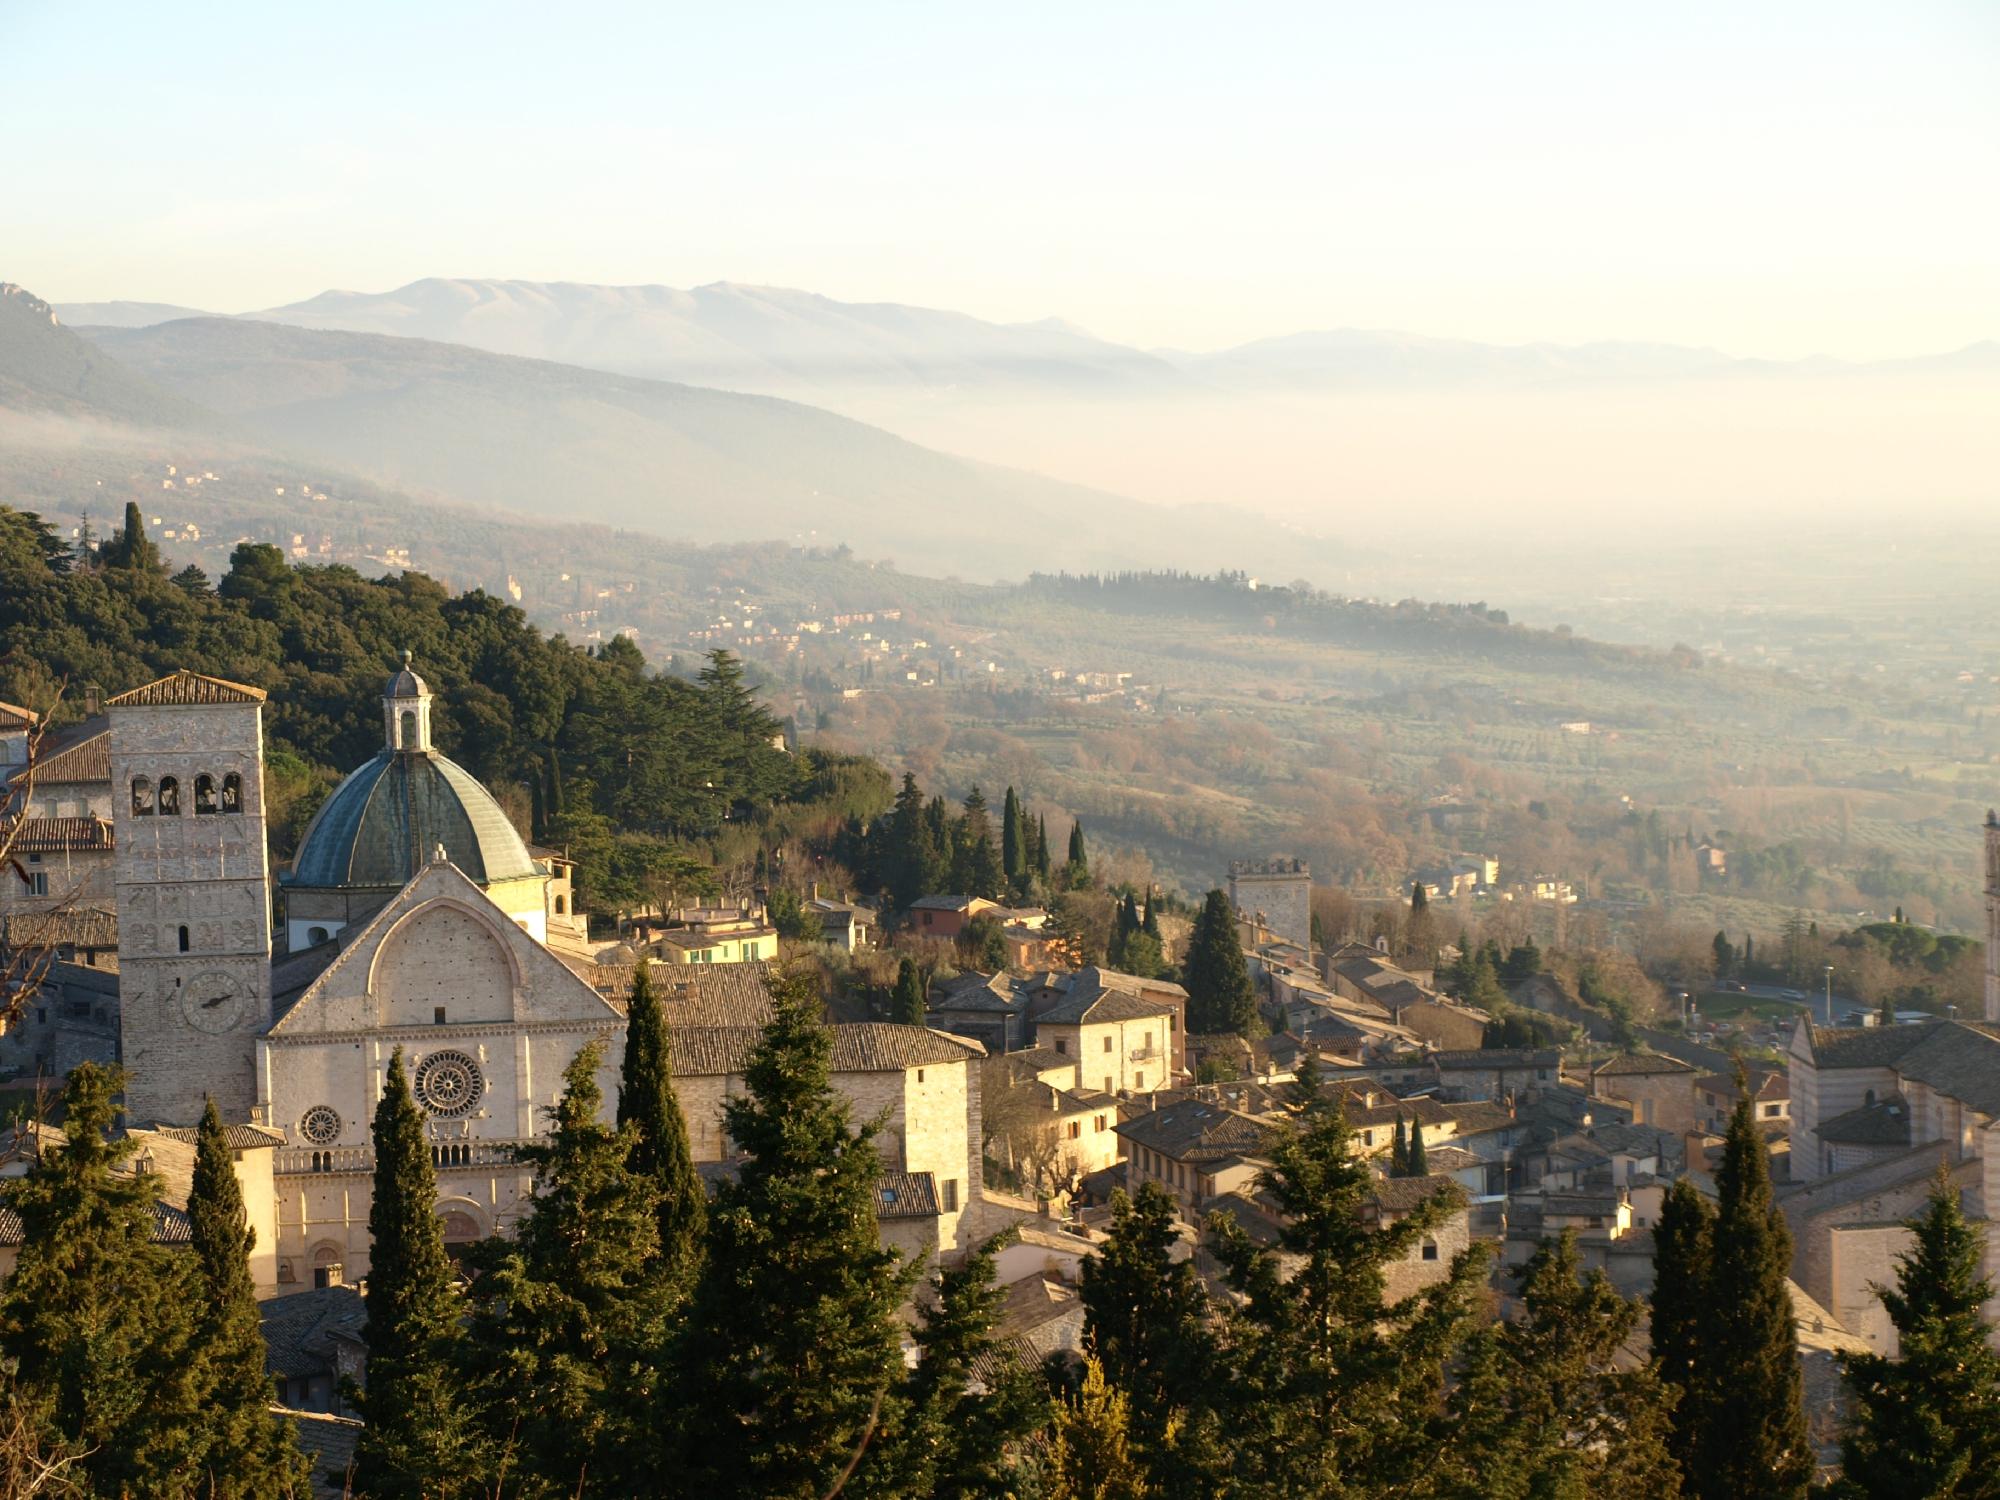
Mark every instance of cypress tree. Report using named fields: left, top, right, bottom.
left=189, top=1096, right=312, bottom=1498
left=893, top=956, right=928, bottom=1025
left=1390, top=1116, right=1410, bottom=1176
left=1835, top=1169, right=2000, bottom=1498
left=351, top=1047, right=480, bottom=1500
left=1141, top=896, right=1161, bottom=940
left=100, top=500, right=163, bottom=571
left=1697, top=1072, right=1811, bottom=1500
left=1652, top=1177, right=1714, bottom=1483
left=1183, top=889, right=1257, bottom=1036
left=1440, top=1231, right=1680, bottom=1500
left=1080, top=1184, right=1219, bottom=1491
left=1002, top=786, right=1027, bottom=883
left=1066, top=818, right=1091, bottom=887
left=1405, top=1118, right=1428, bottom=1177
left=1034, top=814, right=1054, bottom=880
left=467, top=1041, right=662, bottom=1496
left=0, top=1062, right=207, bottom=1497
left=617, top=958, right=705, bottom=1282
left=681, top=968, right=916, bottom=1496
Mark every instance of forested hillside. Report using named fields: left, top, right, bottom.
left=0, top=503, right=892, bottom=908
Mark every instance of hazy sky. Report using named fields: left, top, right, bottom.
left=5, top=2, right=1997, bottom=357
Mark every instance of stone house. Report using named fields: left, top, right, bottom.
left=1589, top=1052, right=1700, bottom=1134
left=1031, top=969, right=1186, bottom=1098
left=1696, top=1067, right=1790, bottom=1133
left=1115, top=1098, right=1269, bottom=1211
left=1367, top=1175, right=1474, bottom=1302
left=1429, top=1047, right=1560, bottom=1102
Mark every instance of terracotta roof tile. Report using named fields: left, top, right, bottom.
left=107, top=669, right=267, bottom=707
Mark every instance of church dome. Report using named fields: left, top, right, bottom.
left=288, top=748, right=540, bottom=890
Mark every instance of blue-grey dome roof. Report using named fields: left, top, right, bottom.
left=288, top=749, right=539, bottom=890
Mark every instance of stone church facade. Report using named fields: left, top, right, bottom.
left=8, top=661, right=984, bottom=1295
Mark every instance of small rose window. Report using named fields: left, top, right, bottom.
left=299, top=1106, right=341, bottom=1145
left=414, top=1050, right=484, bottom=1118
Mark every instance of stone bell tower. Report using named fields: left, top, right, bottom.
left=1985, top=810, right=1999, bottom=1023
left=108, top=670, right=273, bottom=1124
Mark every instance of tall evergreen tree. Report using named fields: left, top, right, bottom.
left=1835, top=1170, right=2000, bottom=1499
left=893, top=956, right=928, bottom=1025
left=1390, top=1115, right=1410, bottom=1177
left=890, top=1232, right=1047, bottom=1499
left=1034, top=813, right=1054, bottom=880
left=1141, top=896, right=1161, bottom=940
left=1712, top=930, right=1733, bottom=980
left=885, top=772, right=941, bottom=911
left=1080, top=1184, right=1219, bottom=1493
left=1048, top=1358, right=1149, bottom=1500
left=1500, top=937, right=1542, bottom=987
left=189, top=1097, right=312, bottom=1498
left=1002, top=786, right=1027, bottom=883
left=617, top=958, right=705, bottom=1282
left=467, top=1042, right=662, bottom=1497
left=0, top=1062, right=207, bottom=1497
left=1694, top=1073, right=1812, bottom=1500
left=1651, top=1178, right=1715, bottom=1484
left=99, top=500, right=163, bottom=571
left=1182, top=889, right=1257, bottom=1036
left=1206, top=1098, right=1485, bottom=1495
left=1405, top=1118, right=1429, bottom=1177
left=1438, top=1232, right=1680, bottom=1500
left=681, top=969, right=916, bottom=1497
left=1066, top=818, right=1091, bottom=888
left=352, top=1048, right=480, bottom=1500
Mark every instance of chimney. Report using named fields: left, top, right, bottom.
left=84, top=682, right=101, bottom=717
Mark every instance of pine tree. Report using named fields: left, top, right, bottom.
left=966, top=831, right=1005, bottom=902
left=1835, top=1169, right=2000, bottom=1499
left=1651, top=1177, right=1714, bottom=1483
left=1390, top=1116, right=1410, bottom=1176
left=352, top=1048, right=480, bottom=1500
left=189, top=1097, right=312, bottom=1498
left=1183, top=889, right=1257, bottom=1036
left=1500, top=937, right=1542, bottom=987
left=1048, top=1357, right=1149, bottom=1500
left=0, top=1062, right=207, bottom=1497
left=1206, top=1098, right=1486, bottom=1495
left=893, top=956, right=928, bottom=1025
left=1002, top=787, right=1027, bottom=883
left=891, top=1232, right=1048, bottom=1499
left=886, top=773, right=941, bottom=911
left=1712, top=930, right=1733, bottom=980
left=1440, top=1232, right=1680, bottom=1500
left=1405, top=1119, right=1429, bottom=1177
left=681, top=968, right=916, bottom=1497
left=617, top=958, right=705, bottom=1283
left=1695, top=1072, right=1812, bottom=1500
left=1081, top=1184, right=1219, bottom=1490
left=467, top=1041, right=662, bottom=1496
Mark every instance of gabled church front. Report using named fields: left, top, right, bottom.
left=66, top=658, right=985, bottom=1297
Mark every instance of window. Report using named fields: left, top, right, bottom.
left=916, top=1069, right=925, bottom=1083
left=1135, top=1072, right=1144, bottom=1089
left=554, top=894, right=567, bottom=914
left=1067, top=1121, right=1081, bottom=1140
left=221, top=772, right=241, bottom=812
left=1144, top=1030, right=1153, bottom=1049
left=922, top=911, right=934, bottom=927
left=177, top=925, right=190, bottom=953
left=1054, top=1038, right=1067, bottom=1055
left=434, top=1006, right=448, bottom=1025
left=194, top=773, right=217, bottom=814
left=28, top=873, right=47, bottom=897
left=157, top=776, right=179, bottom=815
left=399, top=709, right=417, bottom=746
left=1537, top=1068, right=1549, bottom=1080
left=1094, top=1114, right=1107, bottom=1132
left=1105, top=1076, right=1114, bottom=1095
left=307, top=926, right=330, bottom=946
left=1763, top=1103, right=1781, bottom=1118
left=1421, top=1240, right=1439, bottom=1262
left=1103, top=1036, right=1113, bottom=1053
left=1362, top=1130, right=1374, bottom=1147
left=131, top=777, right=154, bottom=816
left=941, top=1179, right=959, bottom=1213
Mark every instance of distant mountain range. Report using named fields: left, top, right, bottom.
left=4, top=282, right=1346, bottom=581
left=54, top=277, right=2000, bottom=398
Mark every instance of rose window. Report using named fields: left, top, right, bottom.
left=299, top=1105, right=341, bottom=1145
left=414, top=1050, right=484, bottom=1118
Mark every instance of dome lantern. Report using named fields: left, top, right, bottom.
left=383, top=650, right=433, bottom=753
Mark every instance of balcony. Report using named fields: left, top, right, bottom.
left=276, top=1139, right=535, bottom=1176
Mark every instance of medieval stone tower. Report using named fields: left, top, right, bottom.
left=1228, top=857, right=1313, bottom=957
left=1985, top=810, right=1999, bottom=1023
left=108, top=670, right=272, bottom=1124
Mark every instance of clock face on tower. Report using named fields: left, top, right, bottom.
left=180, top=970, right=247, bottom=1033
